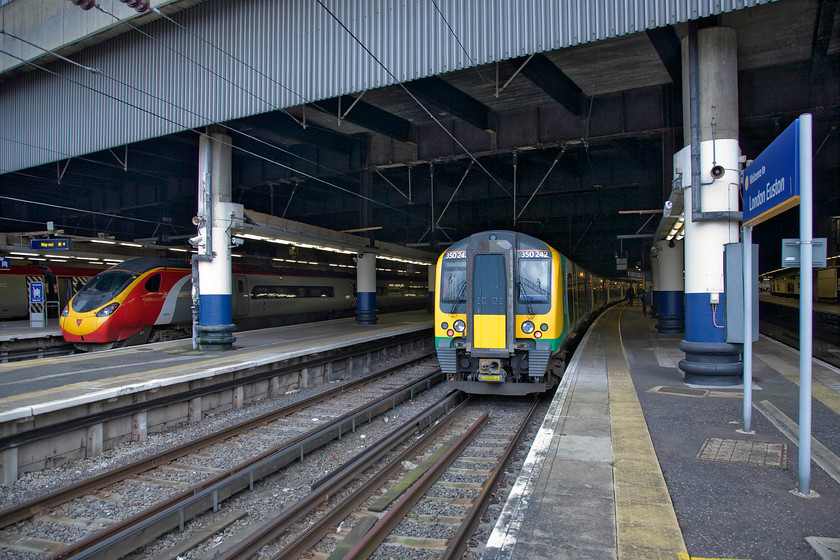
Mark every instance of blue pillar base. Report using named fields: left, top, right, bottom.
left=678, top=340, right=742, bottom=385
left=356, top=309, right=378, bottom=325
left=656, top=315, right=684, bottom=334
left=195, top=323, right=236, bottom=350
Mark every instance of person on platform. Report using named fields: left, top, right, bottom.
left=627, top=286, right=635, bottom=305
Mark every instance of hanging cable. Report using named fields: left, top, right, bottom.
left=315, top=0, right=511, bottom=198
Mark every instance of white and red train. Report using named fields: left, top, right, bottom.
left=58, top=257, right=427, bottom=351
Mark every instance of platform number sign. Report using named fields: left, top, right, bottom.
left=29, top=281, right=44, bottom=304
left=0, top=258, right=9, bottom=270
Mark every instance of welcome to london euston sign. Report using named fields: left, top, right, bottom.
left=742, top=118, right=802, bottom=227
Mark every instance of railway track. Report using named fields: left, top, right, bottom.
left=203, top=397, right=541, bottom=560
left=0, top=355, right=446, bottom=559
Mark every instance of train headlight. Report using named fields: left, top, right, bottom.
left=447, top=329, right=454, bottom=337
left=453, top=320, right=466, bottom=333
left=534, top=331, right=543, bottom=338
left=540, top=323, right=548, bottom=331
left=441, top=322, right=449, bottom=330
left=60, top=305, right=69, bottom=317
left=96, top=302, right=120, bottom=317
left=521, top=321, right=535, bottom=334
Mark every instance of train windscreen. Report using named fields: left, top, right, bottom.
left=440, top=256, right=467, bottom=312
left=518, top=258, right=550, bottom=304
left=73, top=271, right=137, bottom=312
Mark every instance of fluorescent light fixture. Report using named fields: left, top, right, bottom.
left=90, top=239, right=116, bottom=245
left=119, top=242, right=143, bottom=248
left=10, top=251, right=38, bottom=257
left=169, top=247, right=188, bottom=253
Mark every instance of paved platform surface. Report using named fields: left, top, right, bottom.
left=486, top=303, right=840, bottom=560
left=0, top=311, right=431, bottom=422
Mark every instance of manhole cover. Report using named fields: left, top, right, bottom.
left=697, top=438, right=788, bottom=468
left=655, top=386, right=708, bottom=397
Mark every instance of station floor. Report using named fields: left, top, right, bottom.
left=485, top=303, right=840, bottom=560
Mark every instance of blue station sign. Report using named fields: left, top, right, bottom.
left=742, top=118, right=801, bottom=227
left=30, top=238, right=71, bottom=251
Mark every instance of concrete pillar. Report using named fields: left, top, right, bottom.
left=85, top=423, right=103, bottom=458
left=356, top=252, right=377, bottom=324
left=2, top=448, right=18, bottom=485
left=189, top=396, right=202, bottom=422
left=655, top=240, right=685, bottom=333
left=678, top=26, right=743, bottom=385
left=132, top=411, right=148, bottom=442
left=195, top=131, right=239, bottom=350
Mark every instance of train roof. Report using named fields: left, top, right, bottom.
left=106, top=257, right=191, bottom=274
left=443, top=231, right=555, bottom=254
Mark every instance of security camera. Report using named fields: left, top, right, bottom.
left=710, top=165, right=725, bottom=179
left=230, top=237, right=244, bottom=247
left=188, top=234, right=204, bottom=247
left=191, top=216, right=205, bottom=226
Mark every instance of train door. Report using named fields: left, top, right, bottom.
left=472, top=254, right=507, bottom=350
left=234, top=275, right=250, bottom=318
left=57, top=277, right=75, bottom=317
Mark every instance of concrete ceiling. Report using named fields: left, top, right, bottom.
left=1, top=0, right=838, bottom=276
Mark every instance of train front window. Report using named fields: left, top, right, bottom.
left=73, top=271, right=137, bottom=313
left=518, top=259, right=550, bottom=304
left=440, top=258, right=467, bottom=311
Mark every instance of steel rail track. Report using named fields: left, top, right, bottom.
left=213, top=391, right=471, bottom=560
left=259, top=399, right=539, bottom=560
left=49, top=367, right=445, bottom=560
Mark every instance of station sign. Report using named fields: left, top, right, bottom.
left=30, top=238, right=71, bottom=251
left=29, top=281, right=44, bottom=304
left=742, top=118, right=801, bottom=227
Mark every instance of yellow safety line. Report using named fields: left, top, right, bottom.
left=606, top=308, right=688, bottom=560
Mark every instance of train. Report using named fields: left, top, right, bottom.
left=434, top=231, right=627, bottom=396
left=765, top=258, right=840, bottom=301
left=59, top=257, right=427, bottom=351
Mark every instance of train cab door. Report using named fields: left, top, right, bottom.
left=467, top=246, right=514, bottom=356
left=233, top=275, right=249, bottom=318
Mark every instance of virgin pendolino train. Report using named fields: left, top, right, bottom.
left=60, top=257, right=425, bottom=351
left=434, top=231, right=626, bottom=396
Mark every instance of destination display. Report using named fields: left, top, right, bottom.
left=30, top=238, right=71, bottom=251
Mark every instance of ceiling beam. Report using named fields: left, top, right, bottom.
left=232, top=112, right=361, bottom=154
left=405, top=76, right=497, bottom=132
left=511, top=53, right=586, bottom=116
left=645, top=25, right=682, bottom=87
left=312, top=96, right=415, bottom=143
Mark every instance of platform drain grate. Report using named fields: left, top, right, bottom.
left=697, top=438, right=788, bottom=468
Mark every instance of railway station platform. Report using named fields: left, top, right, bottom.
left=485, top=303, right=840, bottom=560
left=0, top=311, right=432, bottom=483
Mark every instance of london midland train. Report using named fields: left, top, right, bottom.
left=60, top=257, right=425, bottom=351
left=434, top=231, right=626, bottom=396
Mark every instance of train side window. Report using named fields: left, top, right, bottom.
left=144, top=273, right=162, bottom=293
left=237, top=279, right=245, bottom=294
